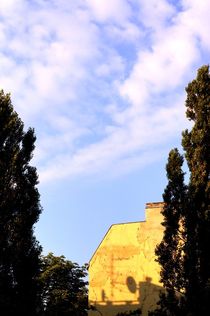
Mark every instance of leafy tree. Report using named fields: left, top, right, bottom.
left=151, top=65, right=210, bottom=315
left=0, top=90, right=43, bottom=315
left=39, top=252, right=88, bottom=316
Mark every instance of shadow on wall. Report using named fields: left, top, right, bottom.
left=89, top=276, right=163, bottom=316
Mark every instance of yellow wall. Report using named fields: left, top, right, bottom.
left=88, top=202, right=164, bottom=316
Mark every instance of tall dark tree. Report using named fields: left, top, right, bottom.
left=0, top=90, right=43, bottom=315
left=182, top=65, right=210, bottom=315
left=39, top=252, right=88, bottom=316
left=150, top=149, right=187, bottom=316
left=151, top=65, right=210, bottom=315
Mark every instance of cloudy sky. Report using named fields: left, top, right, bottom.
left=0, top=0, right=209, bottom=265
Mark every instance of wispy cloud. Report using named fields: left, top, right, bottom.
left=0, top=0, right=209, bottom=183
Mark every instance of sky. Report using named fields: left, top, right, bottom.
left=0, top=0, right=210, bottom=266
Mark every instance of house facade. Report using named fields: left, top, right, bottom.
left=88, top=202, right=164, bottom=316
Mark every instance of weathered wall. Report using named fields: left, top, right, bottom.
left=88, top=202, right=164, bottom=316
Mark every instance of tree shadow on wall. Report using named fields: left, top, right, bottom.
left=89, top=276, right=163, bottom=316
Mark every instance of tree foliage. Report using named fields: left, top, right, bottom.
left=39, top=252, right=88, bottom=316
left=116, top=308, right=141, bottom=315
left=151, top=65, right=210, bottom=315
left=152, top=149, right=187, bottom=315
left=182, top=65, right=210, bottom=315
left=0, top=90, right=43, bottom=315
left=0, top=90, right=89, bottom=315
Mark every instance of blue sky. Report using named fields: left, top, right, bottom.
left=0, top=0, right=209, bottom=265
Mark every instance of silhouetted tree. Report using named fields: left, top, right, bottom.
left=116, top=308, right=141, bottom=315
left=152, top=149, right=187, bottom=315
left=151, top=65, right=210, bottom=315
left=39, top=252, right=88, bottom=316
left=182, top=65, right=210, bottom=315
left=0, top=90, right=43, bottom=315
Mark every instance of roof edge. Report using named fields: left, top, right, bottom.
left=146, top=202, right=164, bottom=208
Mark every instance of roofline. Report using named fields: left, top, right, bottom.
left=88, top=202, right=164, bottom=265
left=88, top=220, right=145, bottom=265
left=146, top=202, right=164, bottom=208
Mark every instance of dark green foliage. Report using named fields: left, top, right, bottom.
left=39, top=252, right=88, bottom=316
left=116, top=308, right=141, bottom=315
left=182, top=65, right=210, bottom=315
left=151, top=65, right=210, bottom=315
left=0, top=90, right=43, bottom=315
left=152, top=149, right=187, bottom=315
left=148, top=290, right=183, bottom=316
left=158, top=149, right=186, bottom=293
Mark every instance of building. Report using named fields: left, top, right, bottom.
left=88, top=202, right=164, bottom=316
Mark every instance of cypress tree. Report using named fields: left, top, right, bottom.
left=0, top=90, right=42, bottom=315
left=151, top=149, right=187, bottom=316
left=182, top=65, right=210, bottom=315
left=151, top=65, right=210, bottom=315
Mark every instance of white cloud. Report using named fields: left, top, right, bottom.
left=95, top=53, right=125, bottom=77
left=137, top=0, right=176, bottom=29
left=0, top=2, right=99, bottom=104
left=0, top=0, right=23, bottom=12
left=85, top=0, right=131, bottom=23
left=106, top=22, right=142, bottom=43
left=39, top=93, right=186, bottom=183
left=0, top=0, right=208, bottom=184
left=118, top=3, right=200, bottom=109
left=179, top=0, right=210, bottom=51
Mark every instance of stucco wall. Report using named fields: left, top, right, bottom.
left=88, top=202, right=164, bottom=316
